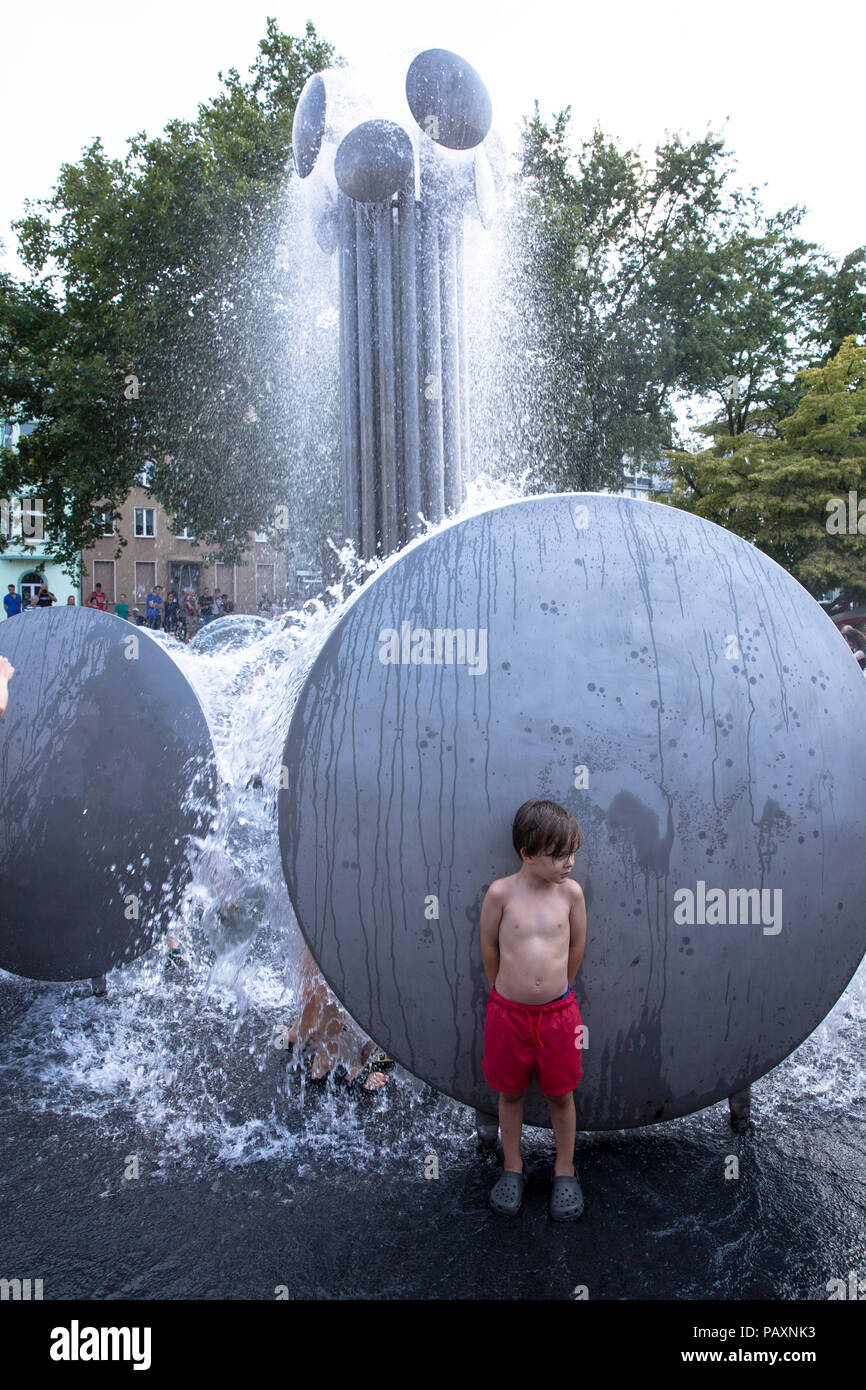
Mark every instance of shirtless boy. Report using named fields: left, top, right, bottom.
left=480, top=798, right=586, bottom=1220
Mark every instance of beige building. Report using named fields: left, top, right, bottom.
left=81, top=476, right=288, bottom=617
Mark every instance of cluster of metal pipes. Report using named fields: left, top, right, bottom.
left=292, top=49, right=494, bottom=558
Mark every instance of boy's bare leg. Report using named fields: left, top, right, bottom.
left=498, top=1089, right=527, bottom=1172
left=546, top=1092, right=576, bottom=1176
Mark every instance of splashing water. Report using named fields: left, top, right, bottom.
left=1, top=474, right=864, bottom=1186
left=0, top=479, right=514, bottom=1177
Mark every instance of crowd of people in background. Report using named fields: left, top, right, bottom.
left=136, top=584, right=237, bottom=638
left=4, top=581, right=58, bottom=614
left=0, top=580, right=330, bottom=732
left=3, top=578, right=322, bottom=640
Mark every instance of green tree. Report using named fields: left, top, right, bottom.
left=0, top=265, right=132, bottom=571
left=495, top=112, right=719, bottom=491
left=663, top=337, right=866, bottom=600
left=1, top=18, right=338, bottom=571
left=817, top=246, right=866, bottom=360
left=654, top=201, right=831, bottom=435
left=495, top=107, right=831, bottom=493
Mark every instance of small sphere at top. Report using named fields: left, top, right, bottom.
left=406, top=48, right=492, bottom=150
left=334, top=120, right=414, bottom=203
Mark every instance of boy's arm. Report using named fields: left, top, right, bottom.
left=567, top=882, right=587, bottom=985
left=479, top=882, right=505, bottom=989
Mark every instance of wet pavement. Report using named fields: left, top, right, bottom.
left=1, top=969, right=864, bottom=1303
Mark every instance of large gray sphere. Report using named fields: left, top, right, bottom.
left=279, top=495, right=866, bottom=1128
left=0, top=609, right=215, bottom=981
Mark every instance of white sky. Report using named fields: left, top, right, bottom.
left=1, top=0, right=863, bottom=276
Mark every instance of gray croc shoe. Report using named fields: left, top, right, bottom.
left=550, top=1173, right=584, bottom=1221
left=489, top=1168, right=526, bottom=1216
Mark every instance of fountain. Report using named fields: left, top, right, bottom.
left=291, top=48, right=496, bottom=556
left=1, top=47, right=865, bottom=1149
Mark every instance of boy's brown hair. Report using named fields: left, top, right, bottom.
left=512, top=799, right=583, bottom=861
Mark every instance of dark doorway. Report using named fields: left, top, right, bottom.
left=20, top=570, right=45, bottom=602
left=170, top=562, right=201, bottom=597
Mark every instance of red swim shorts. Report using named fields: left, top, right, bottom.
left=482, top=986, right=584, bottom=1097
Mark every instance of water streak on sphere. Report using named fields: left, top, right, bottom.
left=406, top=48, right=492, bottom=150
left=292, top=73, right=327, bottom=178
left=334, top=120, right=415, bottom=203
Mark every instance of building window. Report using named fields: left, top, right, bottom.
left=134, top=508, right=156, bottom=538
left=170, top=561, right=201, bottom=598
left=136, top=460, right=155, bottom=488
left=173, top=523, right=195, bottom=540
left=93, top=507, right=115, bottom=537
left=296, top=567, right=323, bottom=598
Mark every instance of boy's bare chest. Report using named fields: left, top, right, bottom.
left=500, top=912, right=568, bottom=943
